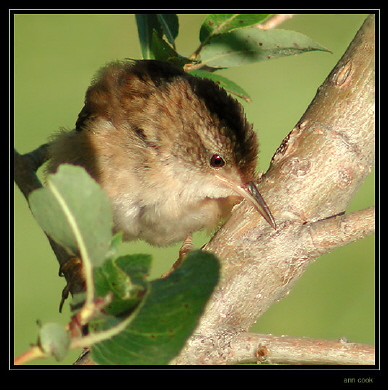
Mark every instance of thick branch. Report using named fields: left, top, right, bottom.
left=174, top=15, right=375, bottom=365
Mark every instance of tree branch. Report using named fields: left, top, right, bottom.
left=14, top=145, right=49, bottom=198
left=306, top=206, right=375, bottom=257
left=171, top=332, right=375, bottom=365
left=173, top=14, right=375, bottom=365
left=14, top=147, right=86, bottom=302
left=226, top=333, right=375, bottom=365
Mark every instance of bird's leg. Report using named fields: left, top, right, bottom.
left=161, top=235, right=193, bottom=277
left=178, top=235, right=194, bottom=262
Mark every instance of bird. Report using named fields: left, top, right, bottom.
left=46, top=59, right=275, bottom=251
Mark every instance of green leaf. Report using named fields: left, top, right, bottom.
left=135, top=14, right=163, bottom=59
left=199, top=28, right=330, bottom=68
left=150, top=31, right=192, bottom=67
left=200, top=14, right=270, bottom=44
left=90, top=251, right=220, bottom=365
left=189, top=69, right=251, bottom=102
left=157, top=14, right=179, bottom=47
left=29, top=164, right=113, bottom=267
left=136, top=14, right=179, bottom=59
left=38, top=322, right=71, bottom=362
left=106, top=232, right=124, bottom=258
left=94, top=254, right=151, bottom=316
left=150, top=31, right=178, bottom=62
left=116, top=254, right=152, bottom=288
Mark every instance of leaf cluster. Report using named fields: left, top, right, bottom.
left=136, top=13, right=329, bottom=101
left=28, top=165, right=219, bottom=365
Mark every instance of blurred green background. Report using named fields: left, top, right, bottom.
left=14, top=13, right=375, bottom=365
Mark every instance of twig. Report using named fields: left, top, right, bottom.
left=13, top=345, right=46, bottom=366
left=256, top=14, right=295, bottom=30
left=171, top=332, right=374, bottom=365
left=14, top=145, right=48, bottom=198
left=230, top=333, right=375, bottom=365
left=307, top=207, right=375, bottom=257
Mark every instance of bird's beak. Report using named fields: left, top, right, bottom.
left=215, top=175, right=276, bottom=229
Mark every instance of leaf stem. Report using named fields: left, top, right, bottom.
left=14, top=345, right=46, bottom=365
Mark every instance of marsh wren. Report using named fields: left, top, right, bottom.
left=47, top=60, right=275, bottom=248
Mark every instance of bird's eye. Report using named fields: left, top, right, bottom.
left=210, top=154, right=225, bottom=168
